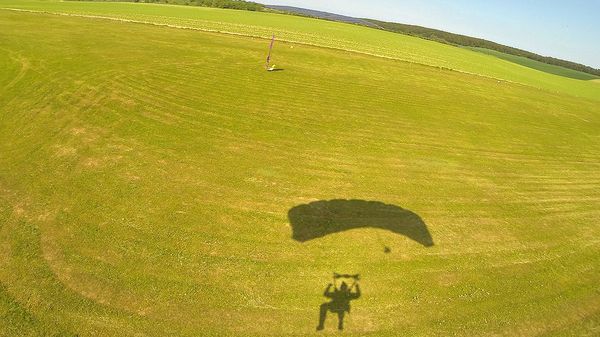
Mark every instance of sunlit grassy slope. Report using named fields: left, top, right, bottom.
left=2, top=0, right=600, bottom=101
left=469, top=47, right=599, bottom=81
left=1, top=4, right=600, bottom=337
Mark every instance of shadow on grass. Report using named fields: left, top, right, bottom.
left=288, top=199, right=433, bottom=247
left=317, top=273, right=361, bottom=331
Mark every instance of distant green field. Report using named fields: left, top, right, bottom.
left=469, top=47, right=599, bottom=81
left=1, top=2, right=599, bottom=337
left=2, top=0, right=600, bottom=101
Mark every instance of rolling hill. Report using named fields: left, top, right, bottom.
left=265, top=5, right=379, bottom=28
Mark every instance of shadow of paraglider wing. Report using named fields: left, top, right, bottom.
left=288, top=199, right=434, bottom=247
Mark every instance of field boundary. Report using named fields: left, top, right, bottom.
left=0, top=7, right=534, bottom=89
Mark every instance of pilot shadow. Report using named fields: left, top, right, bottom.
left=288, top=199, right=434, bottom=247
left=317, top=273, right=361, bottom=331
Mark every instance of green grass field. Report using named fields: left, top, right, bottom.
left=1, top=2, right=600, bottom=336
left=3, top=0, right=600, bottom=101
left=469, top=47, right=600, bottom=81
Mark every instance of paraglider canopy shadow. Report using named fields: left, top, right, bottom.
left=288, top=199, right=434, bottom=247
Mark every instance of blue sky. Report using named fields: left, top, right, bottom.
left=266, top=0, right=600, bottom=68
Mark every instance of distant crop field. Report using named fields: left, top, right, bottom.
left=1, top=2, right=599, bottom=336
left=469, top=47, right=599, bottom=81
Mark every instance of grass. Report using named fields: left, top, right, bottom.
left=1, top=3, right=600, bottom=337
left=469, top=47, right=600, bottom=81
left=1, top=0, right=600, bottom=101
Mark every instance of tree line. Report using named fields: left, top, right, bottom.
left=365, top=19, right=600, bottom=77
left=72, top=0, right=264, bottom=11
